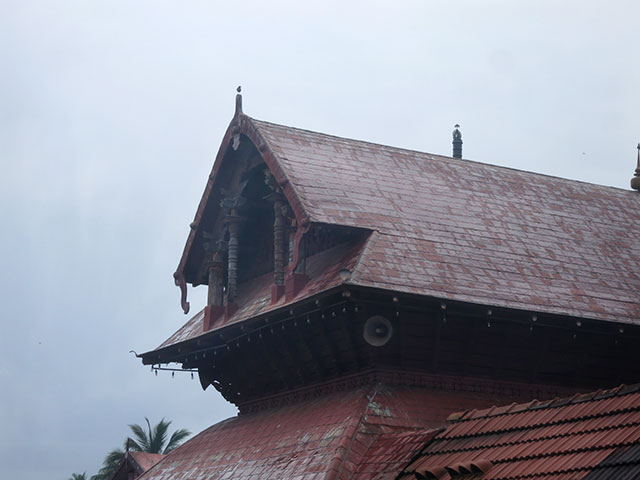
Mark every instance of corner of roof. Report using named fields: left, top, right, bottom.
left=347, top=230, right=379, bottom=284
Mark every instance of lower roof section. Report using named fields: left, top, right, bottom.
left=138, top=377, right=560, bottom=480
left=402, top=383, right=640, bottom=480
left=135, top=378, right=640, bottom=480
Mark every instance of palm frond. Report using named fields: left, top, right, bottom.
left=150, top=418, right=170, bottom=454
left=128, top=422, right=150, bottom=451
left=103, top=448, right=125, bottom=466
left=94, top=416, right=191, bottom=480
left=164, top=428, right=191, bottom=454
left=92, top=447, right=125, bottom=480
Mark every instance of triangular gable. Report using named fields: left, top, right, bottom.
left=174, top=95, right=312, bottom=313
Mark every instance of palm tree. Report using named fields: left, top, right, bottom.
left=128, top=417, right=190, bottom=454
left=91, top=418, right=190, bottom=480
left=69, top=473, right=87, bottom=480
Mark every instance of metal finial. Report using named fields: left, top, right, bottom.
left=632, top=143, right=640, bottom=191
left=235, top=86, right=243, bottom=116
left=452, top=124, right=463, bottom=159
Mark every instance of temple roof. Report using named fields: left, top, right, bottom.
left=175, top=111, right=639, bottom=328
left=402, top=383, right=640, bottom=480
left=251, top=118, right=640, bottom=324
left=138, top=106, right=640, bottom=479
left=136, top=380, right=640, bottom=480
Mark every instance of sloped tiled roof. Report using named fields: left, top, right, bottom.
left=401, top=384, right=640, bottom=480
left=250, top=118, right=640, bottom=324
left=137, top=381, right=537, bottom=480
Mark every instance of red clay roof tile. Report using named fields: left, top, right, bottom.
left=402, top=383, right=640, bottom=480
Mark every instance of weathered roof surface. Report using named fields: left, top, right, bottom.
left=402, top=383, right=640, bottom=480
left=252, top=118, right=640, bottom=324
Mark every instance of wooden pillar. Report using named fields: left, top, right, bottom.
left=273, top=199, right=286, bottom=287
left=285, top=221, right=309, bottom=301
left=207, top=253, right=224, bottom=307
left=294, top=231, right=306, bottom=275
left=226, top=217, right=242, bottom=303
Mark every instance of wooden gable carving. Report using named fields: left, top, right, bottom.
left=174, top=93, right=311, bottom=323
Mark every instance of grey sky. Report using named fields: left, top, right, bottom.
left=1, top=1, right=639, bottom=478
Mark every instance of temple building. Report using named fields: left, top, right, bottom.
left=137, top=92, right=640, bottom=479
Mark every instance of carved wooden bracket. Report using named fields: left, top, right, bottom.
left=173, top=271, right=190, bottom=314
left=287, top=220, right=311, bottom=276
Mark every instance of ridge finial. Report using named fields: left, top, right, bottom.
left=452, top=124, right=463, bottom=159
left=631, top=143, right=640, bottom=191
left=235, top=86, right=243, bottom=116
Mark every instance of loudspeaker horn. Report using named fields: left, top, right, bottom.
left=363, top=315, right=393, bottom=347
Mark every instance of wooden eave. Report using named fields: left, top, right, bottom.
left=140, top=284, right=640, bottom=409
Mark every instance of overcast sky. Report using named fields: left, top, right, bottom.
left=1, top=1, right=639, bottom=478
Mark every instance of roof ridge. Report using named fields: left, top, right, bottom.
left=325, top=384, right=381, bottom=480
left=249, top=116, right=635, bottom=194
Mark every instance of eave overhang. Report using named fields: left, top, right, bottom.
left=140, top=283, right=640, bottom=410
left=141, top=284, right=640, bottom=367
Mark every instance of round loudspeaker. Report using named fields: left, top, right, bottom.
left=363, top=315, right=393, bottom=347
